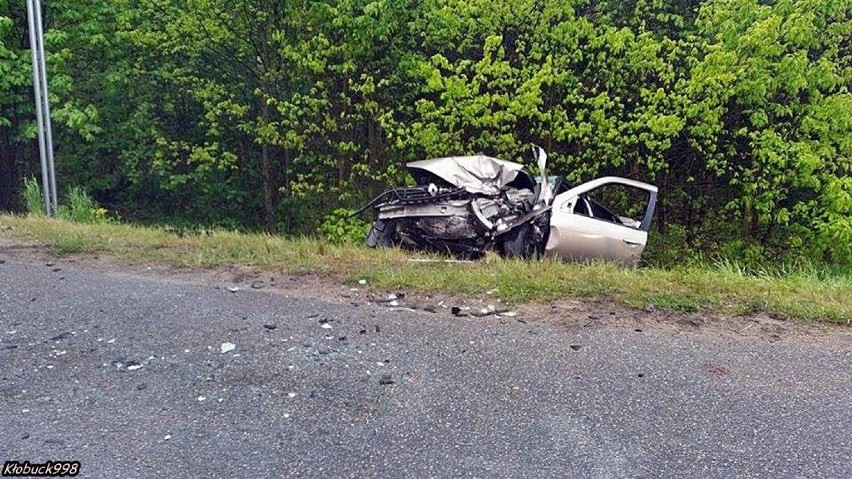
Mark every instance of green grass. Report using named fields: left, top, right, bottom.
left=1, top=214, right=850, bottom=324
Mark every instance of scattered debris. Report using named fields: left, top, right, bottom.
left=220, top=342, right=236, bottom=354
left=49, top=332, right=72, bottom=342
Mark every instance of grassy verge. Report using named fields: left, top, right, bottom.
left=1, top=214, right=850, bottom=324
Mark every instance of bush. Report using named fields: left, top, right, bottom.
left=318, top=208, right=371, bottom=244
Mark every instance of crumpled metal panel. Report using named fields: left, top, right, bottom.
left=406, top=156, right=532, bottom=194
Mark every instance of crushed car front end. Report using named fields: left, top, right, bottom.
left=362, top=155, right=542, bottom=258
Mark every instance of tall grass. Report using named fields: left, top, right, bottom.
left=58, top=186, right=99, bottom=223
left=22, top=177, right=44, bottom=216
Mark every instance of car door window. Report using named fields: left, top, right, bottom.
left=573, top=196, right=591, bottom=216
left=582, top=184, right=650, bottom=230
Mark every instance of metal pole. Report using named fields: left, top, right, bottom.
left=33, top=0, right=57, bottom=216
left=25, top=0, right=51, bottom=216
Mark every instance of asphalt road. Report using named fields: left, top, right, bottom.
left=1, top=258, right=850, bottom=478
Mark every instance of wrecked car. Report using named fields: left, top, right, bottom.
left=359, top=145, right=658, bottom=265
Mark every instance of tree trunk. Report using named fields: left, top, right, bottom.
left=0, top=128, right=18, bottom=211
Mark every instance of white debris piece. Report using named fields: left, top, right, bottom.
left=164, top=434, right=172, bottom=440
left=220, top=342, right=236, bottom=354
left=500, top=311, right=518, bottom=317
left=358, top=279, right=367, bottom=285
left=287, top=392, right=297, bottom=398
left=197, top=396, right=206, bottom=401
left=227, top=287, right=239, bottom=293
left=389, top=300, right=399, bottom=307
left=127, top=364, right=143, bottom=371
left=321, top=323, right=332, bottom=329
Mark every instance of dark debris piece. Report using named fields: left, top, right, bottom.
left=379, top=374, right=395, bottom=385
left=49, top=332, right=72, bottom=342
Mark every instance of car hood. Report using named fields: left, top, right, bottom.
left=406, top=156, right=535, bottom=194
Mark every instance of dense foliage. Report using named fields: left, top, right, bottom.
left=1, top=0, right=850, bottom=264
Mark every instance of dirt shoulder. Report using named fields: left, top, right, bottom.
left=2, top=237, right=850, bottom=350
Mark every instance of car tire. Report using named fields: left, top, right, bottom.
left=365, top=219, right=397, bottom=248
left=499, top=223, right=538, bottom=259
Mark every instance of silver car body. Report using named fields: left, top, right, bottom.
left=546, top=177, right=658, bottom=265
left=363, top=147, right=658, bottom=265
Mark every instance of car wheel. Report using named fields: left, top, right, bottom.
left=365, top=219, right=397, bottom=248
left=499, top=223, right=538, bottom=259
